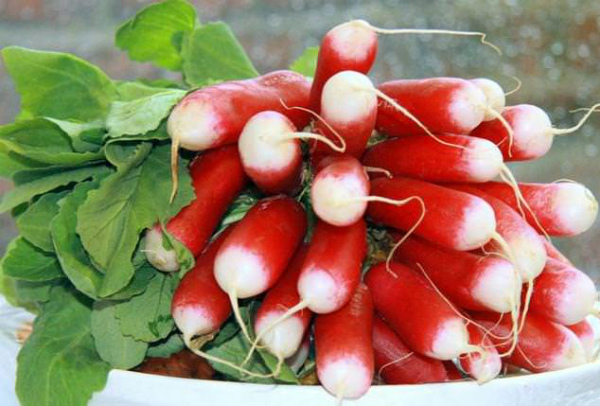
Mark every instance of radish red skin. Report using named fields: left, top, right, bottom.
left=372, top=316, right=448, bottom=384
left=368, top=177, right=496, bottom=251
left=297, top=219, right=367, bottom=314
left=376, top=78, right=486, bottom=137
left=475, top=181, right=598, bottom=237
left=472, top=312, right=586, bottom=373
left=315, top=283, right=374, bottom=399
left=168, top=71, right=311, bottom=151
left=365, top=261, right=470, bottom=360
left=254, top=245, right=313, bottom=359
left=145, top=146, right=248, bottom=271
left=393, top=233, right=519, bottom=314
left=214, top=196, right=307, bottom=298
left=171, top=227, right=234, bottom=342
left=362, top=135, right=503, bottom=183
left=309, top=22, right=378, bottom=113
left=528, top=258, right=597, bottom=326
left=443, top=361, right=464, bottom=381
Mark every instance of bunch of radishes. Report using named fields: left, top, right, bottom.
left=144, top=20, right=599, bottom=400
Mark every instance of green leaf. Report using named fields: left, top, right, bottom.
left=91, top=301, right=149, bottom=369
left=161, top=225, right=195, bottom=276
left=76, top=143, right=193, bottom=297
left=0, top=164, right=110, bottom=213
left=215, top=188, right=261, bottom=235
left=52, top=181, right=105, bottom=299
left=46, top=118, right=105, bottom=153
left=16, top=286, right=110, bottom=406
left=115, top=81, right=181, bottom=102
left=0, top=144, right=46, bottom=178
left=290, top=46, right=319, bottom=77
left=116, top=0, right=197, bottom=71
left=107, top=122, right=170, bottom=143
left=1, top=237, right=64, bottom=281
left=105, top=263, right=157, bottom=301
left=0, top=119, right=104, bottom=166
left=16, top=190, right=69, bottom=252
left=2, top=46, right=116, bottom=121
left=209, top=318, right=240, bottom=347
left=182, top=22, right=259, bottom=87
left=115, top=273, right=176, bottom=342
left=146, top=333, right=185, bottom=358
left=106, top=89, right=186, bottom=139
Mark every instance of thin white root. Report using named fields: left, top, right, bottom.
left=169, top=136, right=181, bottom=204
left=482, top=105, right=514, bottom=157
left=350, top=20, right=502, bottom=55
left=364, top=166, right=393, bottom=179
left=283, top=131, right=346, bottom=153
left=385, top=197, right=427, bottom=276
left=552, top=103, right=600, bottom=135
left=504, top=76, right=522, bottom=97
left=377, top=352, right=414, bottom=379
left=229, top=291, right=253, bottom=344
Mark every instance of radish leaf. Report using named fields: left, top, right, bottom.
left=290, top=46, right=319, bottom=77
left=182, top=22, right=259, bottom=87
left=16, top=286, right=110, bottom=406
left=146, top=332, right=185, bottom=358
left=2, top=47, right=116, bottom=121
left=91, top=301, right=149, bottom=369
left=16, top=190, right=69, bottom=252
left=116, top=0, right=197, bottom=71
left=1, top=237, right=64, bottom=282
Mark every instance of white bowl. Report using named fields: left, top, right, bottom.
left=2, top=295, right=599, bottom=406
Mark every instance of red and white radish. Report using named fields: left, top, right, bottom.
left=297, top=219, right=367, bottom=314
left=362, top=135, right=503, bottom=183
left=470, top=78, right=506, bottom=121
left=372, top=316, right=448, bottom=384
left=366, top=261, right=476, bottom=360
left=444, top=361, right=464, bottom=381
left=451, top=184, right=547, bottom=281
left=309, top=22, right=378, bottom=113
left=253, top=246, right=312, bottom=360
left=168, top=70, right=311, bottom=151
left=172, top=227, right=234, bottom=348
left=286, top=333, right=311, bottom=374
left=315, top=283, right=374, bottom=400
left=393, top=233, right=520, bottom=314
left=237, top=111, right=343, bottom=195
left=473, top=312, right=587, bottom=373
left=529, top=258, right=597, bottom=326
left=310, top=71, right=377, bottom=162
left=568, top=319, right=597, bottom=361
left=476, top=181, right=599, bottom=237
left=368, top=177, right=496, bottom=251
left=145, top=146, right=247, bottom=272
left=311, top=155, right=420, bottom=227
left=471, top=104, right=600, bottom=161
left=459, top=324, right=502, bottom=383
left=214, top=196, right=306, bottom=340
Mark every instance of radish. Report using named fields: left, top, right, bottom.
left=542, top=239, right=573, bottom=266
left=297, top=219, right=367, bottom=314
left=470, top=103, right=600, bottom=161
left=528, top=258, right=597, bottom=326
left=368, top=177, right=496, bottom=251
left=237, top=111, right=344, bottom=195
left=309, top=22, right=378, bottom=113
left=372, top=316, right=448, bottom=384
left=362, top=135, right=503, bottom=183
left=310, top=71, right=377, bottom=162
left=443, top=361, right=464, bottom=381
left=315, top=283, right=374, bottom=400
left=459, top=324, right=502, bottom=383
left=214, top=196, right=307, bottom=340
left=451, top=184, right=547, bottom=281
left=172, top=227, right=234, bottom=348
left=568, top=319, right=597, bottom=361
left=145, top=146, right=247, bottom=272
left=168, top=70, right=311, bottom=152
left=473, top=312, right=587, bottom=373
left=392, top=233, right=520, bottom=314
left=376, top=78, right=509, bottom=138
left=253, top=245, right=312, bottom=361
left=310, top=155, right=421, bottom=227
left=470, top=78, right=506, bottom=121
left=476, top=181, right=599, bottom=237
left=366, top=261, right=477, bottom=360
left=285, top=332, right=311, bottom=374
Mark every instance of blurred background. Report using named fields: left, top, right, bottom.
left=0, top=0, right=599, bottom=280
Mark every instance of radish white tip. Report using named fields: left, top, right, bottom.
left=173, top=305, right=216, bottom=341
left=472, top=259, right=521, bottom=314
left=255, top=311, right=306, bottom=359
left=507, top=233, right=547, bottom=282
left=548, top=327, right=587, bottom=370
left=144, top=227, right=179, bottom=272
left=321, top=71, right=378, bottom=124
left=167, top=98, right=221, bottom=151
left=448, top=84, right=486, bottom=132
left=318, top=357, right=372, bottom=399
left=511, top=105, right=553, bottom=158
left=298, top=269, right=340, bottom=314
left=470, top=78, right=506, bottom=121
left=465, top=139, right=503, bottom=183
left=311, top=172, right=367, bottom=227
left=555, top=271, right=597, bottom=326
left=214, top=246, right=269, bottom=298
left=456, top=198, right=496, bottom=251
left=553, top=183, right=599, bottom=235
left=430, top=318, right=470, bottom=360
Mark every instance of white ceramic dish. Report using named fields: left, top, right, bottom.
left=1, top=295, right=599, bottom=406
